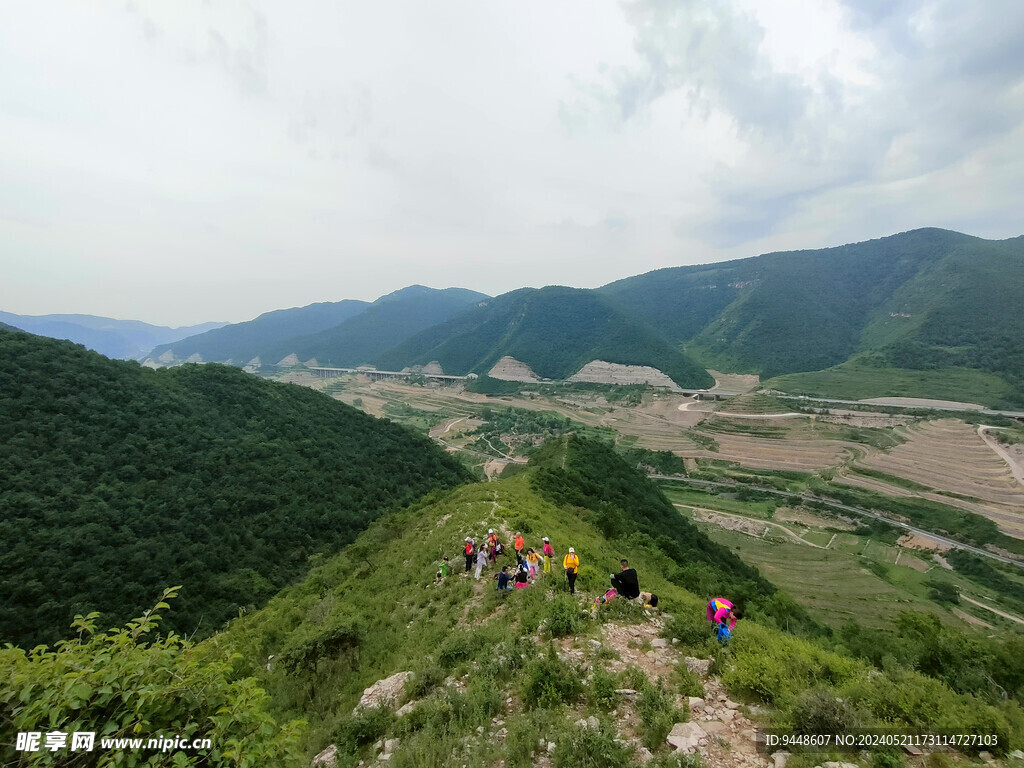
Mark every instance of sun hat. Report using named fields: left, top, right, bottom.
left=569, top=547, right=575, bottom=553
left=542, top=537, right=549, bottom=541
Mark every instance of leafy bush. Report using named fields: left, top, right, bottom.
left=637, top=679, right=682, bottom=750
left=521, top=649, right=583, bottom=710
left=547, top=594, right=590, bottom=637
left=664, top=610, right=715, bottom=652
left=0, top=589, right=304, bottom=767
left=588, top=668, right=618, bottom=711
left=788, top=688, right=863, bottom=735
left=335, top=706, right=392, bottom=749
left=553, top=723, right=634, bottom=768
left=673, top=664, right=704, bottom=698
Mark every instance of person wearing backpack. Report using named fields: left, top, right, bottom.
left=542, top=537, right=554, bottom=574
left=562, top=547, right=580, bottom=595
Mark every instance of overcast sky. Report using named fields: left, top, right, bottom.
left=2, top=1, right=1022, bottom=326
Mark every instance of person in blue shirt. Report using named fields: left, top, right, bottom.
left=496, top=566, right=513, bottom=591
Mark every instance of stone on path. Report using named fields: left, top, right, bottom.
left=666, top=721, right=707, bottom=752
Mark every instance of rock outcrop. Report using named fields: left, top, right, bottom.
left=487, top=356, right=540, bottom=382
left=352, top=671, right=413, bottom=715
left=277, top=353, right=301, bottom=367
left=567, top=361, right=682, bottom=390
left=422, top=361, right=444, bottom=375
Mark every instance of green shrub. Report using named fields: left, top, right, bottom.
left=588, top=668, right=618, bottom=711
left=553, top=723, right=634, bottom=768
left=521, top=649, right=584, bottom=709
left=664, top=610, right=714, bottom=651
left=409, top=665, right=444, bottom=699
left=547, top=594, right=590, bottom=637
left=509, top=515, right=533, bottom=535
left=788, top=687, right=863, bottom=735
left=505, top=714, right=544, bottom=768
left=0, top=589, right=304, bottom=768
left=438, top=630, right=485, bottom=668
left=673, top=664, right=704, bottom=698
left=335, top=706, right=392, bottom=749
left=637, top=679, right=682, bottom=750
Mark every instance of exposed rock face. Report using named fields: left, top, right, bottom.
left=352, top=671, right=413, bottom=715
left=305, top=358, right=320, bottom=368
left=277, top=353, right=301, bottom=367
left=567, top=361, right=682, bottom=391
left=245, top=356, right=262, bottom=368
left=158, top=350, right=175, bottom=363
left=487, top=356, right=540, bottom=382
left=422, top=361, right=444, bottom=375
left=311, top=744, right=338, bottom=767
left=186, top=353, right=203, bottom=363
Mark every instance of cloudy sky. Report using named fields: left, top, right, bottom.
left=2, top=1, right=1022, bottom=326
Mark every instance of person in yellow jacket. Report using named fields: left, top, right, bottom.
left=562, top=547, right=580, bottom=595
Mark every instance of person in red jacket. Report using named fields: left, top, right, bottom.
left=463, top=537, right=475, bottom=572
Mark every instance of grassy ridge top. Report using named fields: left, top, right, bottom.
left=0, top=328, right=470, bottom=646
left=375, top=287, right=714, bottom=388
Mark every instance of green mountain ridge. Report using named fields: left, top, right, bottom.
left=374, top=286, right=715, bottom=388
left=0, top=327, right=469, bottom=647
left=262, top=287, right=489, bottom=368
left=602, top=228, right=1024, bottom=405
left=148, top=298, right=371, bottom=364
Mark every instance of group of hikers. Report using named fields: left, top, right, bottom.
left=436, top=530, right=740, bottom=642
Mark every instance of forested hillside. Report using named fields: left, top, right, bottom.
left=374, top=287, right=714, bottom=388
left=0, top=328, right=470, bottom=646
left=260, top=286, right=488, bottom=367
left=602, top=229, right=1024, bottom=403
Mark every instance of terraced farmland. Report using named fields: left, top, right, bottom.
left=857, top=419, right=1024, bottom=535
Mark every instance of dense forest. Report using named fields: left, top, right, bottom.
left=0, top=328, right=470, bottom=646
left=375, top=287, right=714, bottom=388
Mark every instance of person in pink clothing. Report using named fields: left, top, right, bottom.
left=706, top=597, right=740, bottom=630
left=542, top=537, right=554, bottom=574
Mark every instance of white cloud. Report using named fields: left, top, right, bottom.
left=0, top=0, right=1021, bottom=324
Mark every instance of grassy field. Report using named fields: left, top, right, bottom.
left=765, top=361, right=1013, bottom=407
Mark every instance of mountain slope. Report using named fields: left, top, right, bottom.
left=0, top=311, right=226, bottom=360
left=147, top=298, right=371, bottom=364
left=374, top=286, right=714, bottom=388
left=0, top=327, right=470, bottom=646
left=261, top=286, right=488, bottom=368
left=217, top=437, right=1022, bottom=764
left=601, top=229, right=1024, bottom=402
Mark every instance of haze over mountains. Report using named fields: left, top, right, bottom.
left=0, top=311, right=226, bottom=360
left=136, top=229, right=1024, bottom=405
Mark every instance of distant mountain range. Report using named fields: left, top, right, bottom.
left=147, top=286, right=487, bottom=368
left=0, top=312, right=226, bottom=360
left=374, top=286, right=714, bottom=388
left=46, top=227, right=1022, bottom=406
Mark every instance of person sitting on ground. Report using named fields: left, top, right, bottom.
left=562, top=547, right=580, bottom=594
left=706, top=597, right=740, bottom=631
left=609, top=559, right=640, bottom=601
left=435, top=556, right=450, bottom=583
left=542, top=537, right=554, bottom=574
left=496, top=565, right=513, bottom=592
left=640, top=591, right=659, bottom=609
left=514, top=560, right=530, bottom=589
